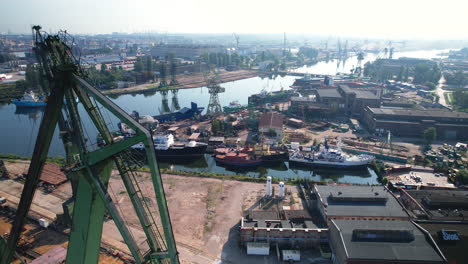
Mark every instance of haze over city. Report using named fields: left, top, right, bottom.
left=1, top=1, right=468, bottom=264
left=1, top=0, right=468, bottom=39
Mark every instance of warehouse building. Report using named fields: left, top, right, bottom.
left=289, top=85, right=381, bottom=118
left=329, top=219, right=447, bottom=264
left=362, top=107, right=468, bottom=140
left=313, top=185, right=410, bottom=221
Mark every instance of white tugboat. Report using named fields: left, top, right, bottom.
left=289, top=138, right=374, bottom=169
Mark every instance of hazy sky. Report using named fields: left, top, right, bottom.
left=1, top=0, right=467, bottom=39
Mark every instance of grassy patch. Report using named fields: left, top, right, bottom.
left=0, top=153, right=66, bottom=166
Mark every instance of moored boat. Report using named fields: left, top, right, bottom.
left=11, top=91, right=47, bottom=108
left=131, top=134, right=207, bottom=158
left=215, top=152, right=262, bottom=167
left=289, top=138, right=374, bottom=169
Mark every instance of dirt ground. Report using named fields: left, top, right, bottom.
left=2, top=160, right=290, bottom=263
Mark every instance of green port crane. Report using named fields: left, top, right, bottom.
left=0, top=26, right=179, bottom=264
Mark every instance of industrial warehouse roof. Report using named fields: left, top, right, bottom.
left=316, top=89, right=342, bottom=98
left=368, top=107, right=468, bottom=119
left=330, top=219, right=446, bottom=263
left=339, top=85, right=380, bottom=99
left=353, top=90, right=380, bottom=100
left=259, top=112, right=283, bottom=129
left=40, top=163, right=67, bottom=186
left=404, top=190, right=468, bottom=221
left=314, top=185, right=409, bottom=218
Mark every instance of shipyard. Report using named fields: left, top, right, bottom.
left=1, top=1, right=468, bottom=264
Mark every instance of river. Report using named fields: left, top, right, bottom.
left=0, top=49, right=452, bottom=183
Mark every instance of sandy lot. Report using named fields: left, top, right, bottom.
left=1, top=160, right=281, bottom=263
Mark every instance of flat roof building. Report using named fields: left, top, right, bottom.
left=329, top=219, right=447, bottom=264
left=399, top=189, right=468, bottom=222
left=314, top=185, right=410, bottom=221
left=363, top=107, right=468, bottom=140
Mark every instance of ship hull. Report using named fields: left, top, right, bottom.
left=215, top=157, right=262, bottom=167
left=133, top=144, right=207, bottom=158
left=11, top=100, right=46, bottom=108
left=289, top=158, right=371, bottom=169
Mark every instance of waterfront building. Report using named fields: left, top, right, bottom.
left=289, top=85, right=382, bottom=118
left=362, top=107, right=468, bottom=140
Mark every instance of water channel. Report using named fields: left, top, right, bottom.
left=0, top=49, right=451, bottom=183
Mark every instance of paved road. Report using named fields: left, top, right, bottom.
left=435, top=76, right=449, bottom=107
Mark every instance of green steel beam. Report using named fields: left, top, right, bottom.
left=81, top=162, right=144, bottom=263
left=72, top=84, right=163, bottom=254
left=85, top=134, right=146, bottom=166
left=65, top=164, right=112, bottom=264
left=74, top=74, right=179, bottom=263
left=0, top=77, right=66, bottom=264
left=144, top=142, right=179, bottom=264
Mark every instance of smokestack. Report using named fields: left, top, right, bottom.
left=266, top=176, right=272, bottom=197
left=278, top=182, right=285, bottom=198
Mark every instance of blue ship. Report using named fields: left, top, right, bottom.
left=132, top=102, right=204, bottom=123
left=11, top=91, right=47, bottom=108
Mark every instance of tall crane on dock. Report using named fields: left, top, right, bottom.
left=0, top=26, right=179, bottom=264
left=204, top=71, right=225, bottom=115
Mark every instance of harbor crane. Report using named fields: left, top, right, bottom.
left=204, top=71, right=225, bottom=115
left=232, top=33, right=240, bottom=50
left=0, top=26, right=179, bottom=264
left=351, top=47, right=366, bottom=77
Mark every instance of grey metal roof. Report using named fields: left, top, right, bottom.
left=316, top=89, right=342, bottom=99
left=331, top=219, right=446, bottom=263
left=369, top=107, right=468, bottom=119
left=354, top=90, right=380, bottom=100
left=315, top=186, right=409, bottom=218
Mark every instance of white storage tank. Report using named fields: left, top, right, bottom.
left=266, top=176, right=272, bottom=197
left=282, top=249, right=300, bottom=261
left=278, top=182, right=285, bottom=198
left=246, top=242, right=270, bottom=255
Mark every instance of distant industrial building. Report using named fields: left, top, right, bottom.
left=362, top=107, right=468, bottom=140
left=313, top=185, right=410, bottom=221
left=399, top=189, right=468, bottom=222
left=329, top=219, right=447, bottom=264
left=290, top=85, right=382, bottom=117
left=150, top=44, right=223, bottom=60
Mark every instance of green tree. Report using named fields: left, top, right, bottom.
left=423, top=127, right=437, bottom=145
left=159, top=63, right=167, bottom=87
left=457, top=169, right=468, bottom=184
left=134, top=57, right=144, bottom=72
left=100, top=63, right=108, bottom=73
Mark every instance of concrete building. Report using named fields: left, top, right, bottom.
left=313, top=185, right=410, bottom=222
left=258, top=112, right=284, bottom=142
left=362, top=107, right=468, bottom=140
left=329, top=219, right=447, bottom=264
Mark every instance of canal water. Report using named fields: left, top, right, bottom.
left=0, top=49, right=451, bottom=183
